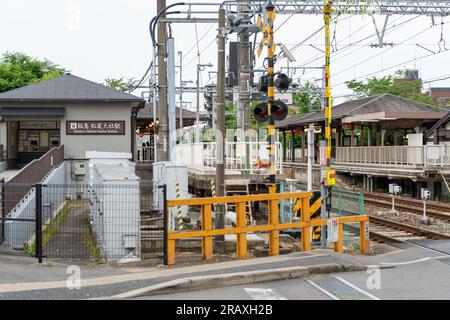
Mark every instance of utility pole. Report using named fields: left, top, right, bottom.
left=239, top=2, right=251, bottom=134
left=157, top=0, right=169, bottom=161
left=167, top=37, right=176, bottom=160
left=196, top=63, right=213, bottom=143
left=215, top=8, right=226, bottom=238
left=178, top=51, right=183, bottom=129
left=196, top=64, right=201, bottom=143
left=238, top=1, right=252, bottom=173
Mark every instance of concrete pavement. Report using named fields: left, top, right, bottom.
left=136, top=242, right=450, bottom=300
left=0, top=250, right=365, bottom=299
left=1, top=240, right=450, bottom=299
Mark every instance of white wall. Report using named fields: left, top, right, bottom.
left=0, top=101, right=135, bottom=161
left=61, top=102, right=133, bottom=159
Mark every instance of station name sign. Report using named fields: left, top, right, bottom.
left=66, top=121, right=125, bottom=135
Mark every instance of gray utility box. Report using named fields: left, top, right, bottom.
left=153, top=162, right=189, bottom=217
left=89, top=163, right=141, bottom=261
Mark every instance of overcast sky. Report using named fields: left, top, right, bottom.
left=2, top=0, right=450, bottom=109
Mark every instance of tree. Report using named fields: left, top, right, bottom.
left=0, top=52, right=66, bottom=93
left=225, top=102, right=238, bottom=129
left=104, top=77, right=138, bottom=92
left=346, top=69, right=438, bottom=105
left=292, top=81, right=322, bottom=114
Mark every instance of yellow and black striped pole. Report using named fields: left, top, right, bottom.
left=176, top=181, right=183, bottom=231
left=320, top=0, right=336, bottom=246
left=324, top=1, right=334, bottom=167
left=211, top=179, right=216, bottom=197
left=210, top=179, right=216, bottom=215
left=265, top=0, right=279, bottom=256
left=266, top=0, right=277, bottom=194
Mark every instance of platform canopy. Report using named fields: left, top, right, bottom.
left=276, top=93, right=448, bottom=131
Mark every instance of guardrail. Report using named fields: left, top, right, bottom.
left=164, top=191, right=369, bottom=265
left=4, top=145, right=64, bottom=215
left=136, top=146, right=154, bottom=163
left=175, top=142, right=283, bottom=174
left=336, top=145, right=450, bottom=167
left=285, top=148, right=307, bottom=162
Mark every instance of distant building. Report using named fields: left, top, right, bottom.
left=428, top=87, right=450, bottom=106
left=393, top=69, right=422, bottom=94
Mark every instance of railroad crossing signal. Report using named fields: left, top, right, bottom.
left=389, top=183, right=402, bottom=195
left=256, top=12, right=277, bottom=58
left=253, top=100, right=288, bottom=122
left=421, top=188, right=431, bottom=200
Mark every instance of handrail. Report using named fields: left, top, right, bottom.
left=165, top=191, right=369, bottom=265
left=4, top=145, right=64, bottom=214
left=175, top=142, right=283, bottom=173
left=336, top=145, right=450, bottom=167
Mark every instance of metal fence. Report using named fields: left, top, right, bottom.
left=174, top=142, right=283, bottom=174
left=335, top=145, right=450, bottom=167
left=0, top=181, right=162, bottom=262
left=331, top=188, right=365, bottom=216
left=136, top=146, right=154, bottom=163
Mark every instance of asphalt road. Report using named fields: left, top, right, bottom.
left=137, top=251, right=450, bottom=300
left=2, top=241, right=450, bottom=300
left=135, top=278, right=332, bottom=300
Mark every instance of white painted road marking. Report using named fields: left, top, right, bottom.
left=379, top=257, right=432, bottom=266
left=244, top=288, right=288, bottom=300
left=305, top=279, right=340, bottom=300
left=333, top=275, right=381, bottom=300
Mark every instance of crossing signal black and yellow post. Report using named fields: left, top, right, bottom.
left=176, top=181, right=183, bottom=231
left=294, top=191, right=322, bottom=242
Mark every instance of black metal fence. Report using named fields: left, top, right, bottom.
left=0, top=181, right=163, bottom=263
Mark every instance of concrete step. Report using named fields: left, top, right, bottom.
left=140, top=225, right=163, bottom=231
left=141, top=230, right=164, bottom=238
left=140, top=216, right=163, bottom=226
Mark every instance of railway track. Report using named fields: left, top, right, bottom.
left=369, top=215, right=450, bottom=244
left=363, top=192, right=450, bottom=222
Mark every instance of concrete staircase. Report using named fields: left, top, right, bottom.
left=224, top=179, right=254, bottom=225
left=140, top=211, right=164, bottom=257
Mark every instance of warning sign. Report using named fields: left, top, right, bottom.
left=327, top=218, right=339, bottom=243
left=169, top=209, right=176, bottom=231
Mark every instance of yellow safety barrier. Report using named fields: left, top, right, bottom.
left=165, top=191, right=369, bottom=266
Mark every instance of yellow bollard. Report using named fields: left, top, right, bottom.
left=202, top=204, right=213, bottom=260
left=167, top=239, right=175, bottom=266
left=301, top=197, right=311, bottom=251
left=360, top=220, right=370, bottom=254
left=236, top=202, right=247, bottom=259
left=268, top=198, right=279, bottom=256
left=334, top=222, right=343, bottom=253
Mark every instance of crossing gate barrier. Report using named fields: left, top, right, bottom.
left=294, top=191, right=321, bottom=241
left=163, top=191, right=369, bottom=266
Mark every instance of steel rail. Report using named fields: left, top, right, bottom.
left=369, top=215, right=450, bottom=240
